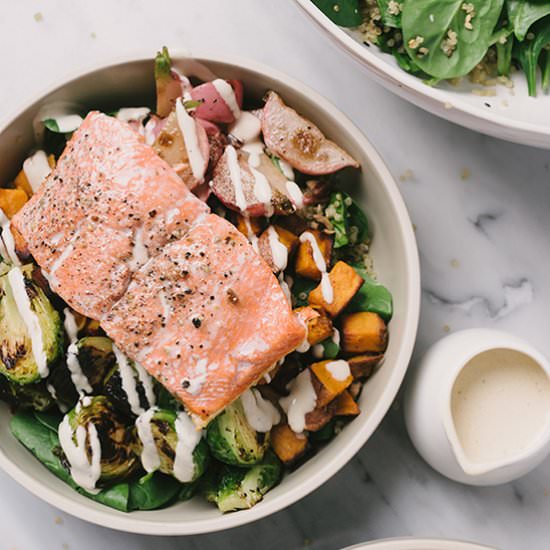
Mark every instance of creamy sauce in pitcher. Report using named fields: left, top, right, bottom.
left=451, top=349, right=550, bottom=465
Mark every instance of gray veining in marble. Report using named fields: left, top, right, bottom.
left=1, top=1, right=550, bottom=549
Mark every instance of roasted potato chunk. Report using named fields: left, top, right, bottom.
left=234, top=213, right=264, bottom=238
left=348, top=353, right=384, bottom=379
left=294, top=230, right=333, bottom=280
left=341, top=312, right=388, bottom=354
left=257, top=225, right=299, bottom=273
left=308, top=261, right=363, bottom=317
left=310, top=359, right=353, bottom=404
left=333, top=390, right=360, bottom=417
left=0, top=188, right=28, bottom=218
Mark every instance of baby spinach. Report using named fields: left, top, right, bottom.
left=347, top=264, right=393, bottom=322
left=402, top=0, right=504, bottom=79
left=291, top=276, right=317, bottom=307
left=507, top=0, right=550, bottom=40
left=325, top=191, right=369, bottom=250
left=312, top=0, right=363, bottom=27
left=514, top=17, right=550, bottom=95
left=128, top=472, right=182, bottom=511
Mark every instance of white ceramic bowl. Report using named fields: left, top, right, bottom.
left=343, top=537, right=495, bottom=550
left=296, top=0, right=550, bottom=150
left=0, top=53, right=420, bottom=535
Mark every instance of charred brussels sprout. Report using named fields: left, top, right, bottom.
left=0, top=265, right=63, bottom=384
left=0, top=374, right=54, bottom=411
left=62, top=395, right=140, bottom=484
left=136, top=408, right=208, bottom=482
left=206, top=399, right=270, bottom=466
left=48, top=336, right=117, bottom=410
left=103, top=351, right=156, bottom=418
left=213, top=452, right=282, bottom=513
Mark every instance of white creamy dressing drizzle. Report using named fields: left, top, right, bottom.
left=241, top=388, right=281, bottom=432
left=134, top=361, right=156, bottom=407
left=0, top=208, right=20, bottom=265
left=313, top=327, right=340, bottom=359
left=299, top=232, right=333, bottom=304
left=63, top=308, right=92, bottom=394
left=278, top=159, right=295, bottom=180
left=325, top=360, right=351, bottom=381
left=113, top=345, right=147, bottom=416
left=285, top=180, right=304, bottom=209
left=116, top=107, right=150, bottom=123
left=175, top=98, right=206, bottom=181
left=229, top=111, right=261, bottom=143
left=128, top=226, right=148, bottom=271
left=278, top=273, right=292, bottom=305
left=267, top=226, right=288, bottom=271
left=49, top=227, right=81, bottom=287
left=279, top=369, right=317, bottom=433
left=135, top=407, right=161, bottom=473
left=51, top=114, right=83, bottom=133
left=58, top=406, right=102, bottom=494
left=7, top=267, right=48, bottom=377
left=173, top=411, right=202, bottom=482
left=226, top=145, right=248, bottom=212
left=211, top=79, right=241, bottom=119
left=243, top=216, right=259, bottom=253
left=23, top=150, right=52, bottom=193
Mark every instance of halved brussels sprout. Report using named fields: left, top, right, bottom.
left=0, top=265, right=63, bottom=384
left=0, top=374, right=55, bottom=411
left=61, top=395, right=140, bottom=485
left=214, top=451, right=282, bottom=513
left=136, top=408, right=208, bottom=482
left=46, top=336, right=117, bottom=411
left=103, top=353, right=156, bottom=418
left=206, top=399, right=270, bottom=466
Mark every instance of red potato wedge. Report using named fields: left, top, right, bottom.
left=152, top=109, right=209, bottom=190
left=155, top=48, right=191, bottom=117
left=210, top=146, right=295, bottom=217
left=190, top=79, right=243, bottom=124
left=257, top=225, right=299, bottom=273
left=308, top=261, right=364, bottom=317
left=197, top=118, right=227, bottom=172
left=262, top=91, right=359, bottom=175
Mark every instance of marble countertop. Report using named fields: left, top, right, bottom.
left=1, top=1, right=549, bottom=549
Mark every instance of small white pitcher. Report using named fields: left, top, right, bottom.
left=404, top=329, right=550, bottom=486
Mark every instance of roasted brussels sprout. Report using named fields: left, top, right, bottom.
left=60, top=395, right=140, bottom=487
left=47, top=336, right=117, bottom=410
left=213, top=451, right=282, bottom=513
left=135, top=408, right=208, bottom=483
left=0, top=265, right=63, bottom=384
left=0, top=374, right=55, bottom=411
left=206, top=399, right=270, bottom=466
left=103, top=351, right=156, bottom=418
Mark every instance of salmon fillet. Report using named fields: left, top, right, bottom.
left=11, top=112, right=209, bottom=319
left=102, top=214, right=305, bottom=425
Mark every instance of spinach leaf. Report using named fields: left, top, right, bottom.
left=348, top=198, right=369, bottom=243
left=325, top=192, right=369, bottom=249
left=10, top=411, right=131, bottom=511
left=178, top=479, right=200, bottom=501
left=311, top=0, right=363, bottom=27
left=347, top=265, right=393, bottom=321
left=507, top=0, right=550, bottom=40
left=514, top=17, right=550, bottom=95
left=291, top=276, right=317, bottom=307
left=128, top=472, right=182, bottom=511
left=402, top=0, right=504, bottom=79
left=495, top=31, right=515, bottom=75
left=376, top=0, right=404, bottom=27
left=542, top=49, right=550, bottom=92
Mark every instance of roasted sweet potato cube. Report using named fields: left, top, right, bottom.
left=234, top=213, right=264, bottom=237
left=305, top=404, right=336, bottom=432
left=306, top=308, right=333, bottom=345
left=342, top=312, right=388, bottom=354
left=309, top=369, right=335, bottom=408
left=310, top=359, right=353, bottom=399
left=275, top=213, right=309, bottom=235
left=308, top=261, right=363, bottom=318
left=348, top=353, right=384, bottom=379
left=271, top=424, right=308, bottom=464
left=294, top=229, right=333, bottom=280
left=333, top=390, right=360, bottom=417
left=257, top=225, right=299, bottom=273
left=0, top=188, right=28, bottom=218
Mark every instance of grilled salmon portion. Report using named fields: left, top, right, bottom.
left=11, top=112, right=209, bottom=319
left=102, top=214, right=306, bottom=426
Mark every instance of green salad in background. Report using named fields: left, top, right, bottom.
left=312, top=0, right=550, bottom=96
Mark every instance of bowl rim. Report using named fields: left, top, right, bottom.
left=0, top=51, right=421, bottom=535
left=342, top=537, right=496, bottom=550
left=294, top=0, right=550, bottom=147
